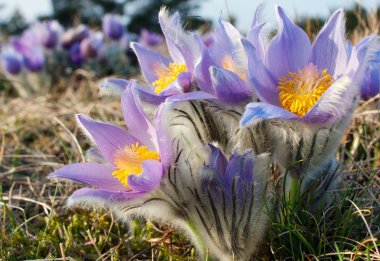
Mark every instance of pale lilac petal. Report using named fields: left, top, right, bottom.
left=242, top=39, right=279, bottom=105
left=303, top=76, right=357, bottom=123
left=131, top=42, right=171, bottom=84
left=135, top=85, right=168, bottom=105
left=99, top=78, right=129, bottom=97
left=240, top=102, right=299, bottom=127
left=121, top=82, right=157, bottom=150
left=165, top=91, right=217, bottom=103
left=267, top=6, right=311, bottom=79
left=153, top=104, right=173, bottom=169
left=68, top=188, right=144, bottom=207
left=246, top=4, right=265, bottom=60
left=346, top=35, right=379, bottom=84
left=127, top=160, right=163, bottom=192
left=49, top=162, right=126, bottom=191
left=210, top=66, right=252, bottom=103
left=158, top=8, right=200, bottom=71
left=77, top=114, right=139, bottom=164
left=177, top=71, right=193, bottom=92
left=194, top=36, right=215, bottom=93
left=312, top=10, right=348, bottom=78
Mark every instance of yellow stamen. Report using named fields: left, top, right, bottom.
left=112, top=142, right=160, bottom=186
left=221, top=55, right=246, bottom=80
left=277, top=64, right=333, bottom=117
left=152, top=63, right=187, bottom=94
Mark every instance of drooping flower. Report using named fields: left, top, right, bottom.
left=139, top=29, right=164, bottom=47
left=359, top=47, right=379, bottom=100
left=11, top=36, right=45, bottom=72
left=0, top=45, right=23, bottom=75
left=69, top=42, right=86, bottom=66
left=61, top=25, right=90, bottom=50
left=49, top=83, right=171, bottom=204
left=102, top=14, right=124, bottom=40
left=34, top=20, right=63, bottom=49
left=79, top=31, right=104, bottom=59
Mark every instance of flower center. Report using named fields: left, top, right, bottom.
left=277, top=64, right=333, bottom=117
left=112, top=142, right=160, bottom=186
left=152, top=63, right=187, bottom=94
left=221, top=55, right=246, bottom=80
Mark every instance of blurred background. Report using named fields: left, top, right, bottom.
left=0, top=0, right=379, bottom=34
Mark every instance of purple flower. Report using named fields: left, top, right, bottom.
left=139, top=29, right=164, bottom=47
left=80, top=31, right=104, bottom=58
left=49, top=83, right=171, bottom=205
left=359, top=48, right=379, bottom=100
left=240, top=7, right=379, bottom=126
left=34, top=20, right=63, bottom=49
left=69, top=42, right=86, bottom=66
left=0, top=46, right=22, bottom=75
left=102, top=14, right=124, bottom=40
left=131, top=8, right=200, bottom=103
left=62, top=25, right=90, bottom=49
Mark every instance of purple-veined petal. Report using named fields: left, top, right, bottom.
left=165, top=91, right=217, bottom=103
left=267, top=6, right=311, bottom=79
left=158, top=8, right=200, bottom=71
left=312, top=10, right=347, bottom=78
left=121, top=82, right=157, bottom=150
left=77, top=114, right=139, bottom=164
left=240, top=102, right=299, bottom=127
left=127, top=160, right=163, bottom=192
left=303, top=76, right=357, bottom=123
left=208, top=144, right=228, bottom=174
left=49, top=162, right=126, bottom=191
left=131, top=42, right=171, bottom=84
left=242, top=39, right=279, bottom=105
left=210, top=66, right=252, bottom=103
left=68, top=188, right=144, bottom=208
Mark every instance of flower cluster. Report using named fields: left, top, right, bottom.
left=0, top=14, right=167, bottom=96
left=49, top=6, right=379, bottom=260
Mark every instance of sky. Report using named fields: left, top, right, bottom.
left=0, top=0, right=379, bottom=32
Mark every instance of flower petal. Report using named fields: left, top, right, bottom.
left=153, top=104, right=174, bottom=169
left=77, top=114, right=139, bottom=164
left=135, top=84, right=168, bottom=105
left=312, top=10, right=347, bottom=78
left=99, top=77, right=129, bottom=97
left=127, top=160, right=163, bottom=192
left=242, top=39, right=279, bottom=105
left=346, top=35, right=379, bottom=84
left=165, top=91, right=217, bottom=103
left=303, top=76, right=357, bottom=123
left=49, top=162, right=126, bottom=191
left=267, top=6, right=311, bottom=79
left=240, top=102, right=299, bottom=127
left=208, top=144, right=228, bottom=174
left=210, top=66, right=252, bottom=103
left=131, top=42, right=171, bottom=84
left=194, top=36, right=215, bottom=93
left=121, top=82, right=157, bottom=150
left=68, top=188, right=144, bottom=208
left=158, top=8, right=200, bottom=71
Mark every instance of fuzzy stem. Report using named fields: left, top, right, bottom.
left=186, top=220, right=209, bottom=260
